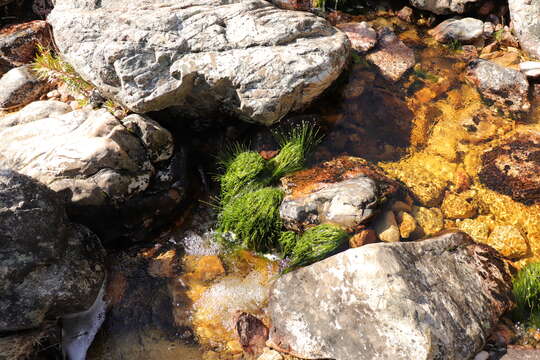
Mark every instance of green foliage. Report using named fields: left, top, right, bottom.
left=413, top=66, right=439, bottom=83
left=313, top=0, right=326, bottom=9
left=493, top=28, right=505, bottom=43
left=32, top=44, right=93, bottom=96
left=446, top=39, right=462, bottom=52
left=216, top=187, right=285, bottom=253
left=278, top=231, right=298, bottom=257
left=219, top=151, right=268, bottom=206
left=269, top=122, right=322, bottom=181
left=283, top=224, right=349, bottom=273
left=513, top=262, right=540, bottom=325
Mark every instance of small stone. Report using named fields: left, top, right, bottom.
left=69, top=100, right=80, bottom=111
left=429, top=17, right=485, bottom=44
left=441, top=193, right=478, bottom=219
left=0, top=66, right=49, bottom=110
left=397, top=6, right=414, bottom=23
left=474, top=351, right=490, bottom=360
left=0, top=20, right=52, bottom=67
left=367, top=28, right=416, bottom=82
left=519, top=61, right=540, bottom=78
left=236, top=312, right=269, bottom=355
left=488, top=225, right=528, bottom=259
left=467, top=59, right=530, bottom=114
left=412, top=206, right=444, bottom=237
left=457, top=218, right=490, bottom=243
left=397, top=211, right=417, bottom=239
left=257, top=348, right=283, bottom=360
left=349, top=228, right=378, bottom=248
left=336, top=22, right=377, bottom=53
left=373, top=211, right=400, bottom=242
left=46, top=89, right=60, bottom=98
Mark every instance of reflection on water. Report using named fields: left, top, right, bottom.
left=88, top=10, right=540, bottom=358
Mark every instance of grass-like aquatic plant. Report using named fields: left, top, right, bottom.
left=283, top=224, right=349, bottom=273
left=279, top=231, right=298, bottom=257
left=513, top=262, right=540, bottom=327
left=217, top=187, right=284, bottom=253
left=268, top=122, right=323, bottom=182
left=219, top=151, right=268, bottom=206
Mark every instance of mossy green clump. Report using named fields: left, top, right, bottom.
left=513, top=262, right=540, bottom=327
left=279, top=231, right=298, bottom=257
left=269, top=123, right=322, bottom=182
left=219, top=151, right=268, bottom=205
left=217, top=187, right=284, bottom=253
left=283, top=224, right=349, bottom=273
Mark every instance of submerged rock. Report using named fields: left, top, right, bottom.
left=509, top=0, right=540, bottom=60
left=0, top=21, right=52, bottom=69
left=48, top=0, right=350, bottom=125
left=429, top=17, right=485, bottom=43
left=410, top=0, right=481, bottom=14
left=467, top=59, right=530, bottom=114
left=479, top=130, right=540, bottom=205
left=367, top=28, right=415, bottom=82
left=0, top=66, right=49, bottom=109
left=0, top=101, right=186, bottom=243
left=267, top=232, right=513, bottom=360
left=279, top=157, right=400, bottom=232
left=336, top=22, right=377, bottom=53
left=0, top=170, right=105, bottom=332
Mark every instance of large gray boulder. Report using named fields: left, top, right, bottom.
left=0, top=170, right=105, bottom=331
left=509, top=0, right=540, bottom=60
left=267, top=232, right=513, bottom=360
left=47, top=0, right=350, bottom=125
left=0, top=101, right=186, bottom=243
left=409, top=0, right=481, bottom=14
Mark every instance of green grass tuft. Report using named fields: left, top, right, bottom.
left=278, top=231, right=298, bottom=257
left=269, top=122, right=323, bottom=181
left=513, top=262, right=540, bottom=325
left=218, top=151, right=268, bottom=206
left=283, top=224, right=349, bottom=273
left=217, top=187, right=284, bottom=253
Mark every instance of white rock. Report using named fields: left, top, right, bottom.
left=520, top=61, right=540, bottom=78
left=373, top=210, right=400, bottom=242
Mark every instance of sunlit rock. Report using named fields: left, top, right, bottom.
left=48, top=0, right=350, bottom=125
left=429, top=17, right=485, bottom=43
left=441, top=192, right=478, bottom=219
left=336, top=22, right=377, bottom=53
left=509, top=0, right=540, bottom=59
left=410, top=0, right=481, bottom=14
left=0, top=66, right=49, bottom=109
left=0, top=20, right=52, bottom=70
left=488, top=225, right=528, bottom=259
left=279, top=157, right=400, bottom=232
left=373, top=210, right=400, bottom=242
left=457, top=218, right=490, bottom=243
left=411, top=205, right=444, bottom=237
left=367, top=28, right=415, bottom=82
left=267, top=232, right=514, bottom=360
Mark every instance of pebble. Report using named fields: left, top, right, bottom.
left=397, top=211, right=417, bottom=239
left=373, top=211, right=400, bottom=242
left=474, top=350, right=489, bottom=360
left=519, top=61, right=540, bottom=78
left=349, top=228, right=378, bottom=248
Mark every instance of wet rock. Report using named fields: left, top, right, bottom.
left=457, top=218, right=490, bottom=243
left=336, top=22, right=377, bottom=53
left=441, top=192, right=478, bottom=219
left=367, top=28, right=415, bottom=82
left=396, top=210, right=417, bottom=238
left=267, top=232, right=514, bottom=360
left=48, top=0, right=350, bottom=125
left=0, top=66, right=49, bottom=110
left=412, top=206, right=444, bottom=237
left=429, top=17, right=485, bottom=43
left=478, top=131, right=540, bottom=205
left=509, top=0, right=540, bottom=59
left=410, top=0, right=481, bottom=14
left=397, top=6, right=414, bottom=23
left=0, top=21, right=52, bottom=69
left=467, top=59, right=530, bottom=114
left=0, top=101, right=186, bottom=243
left=0, top=170, right=105, bottom=331
left=349, top=228, right=378, bottom=247
left=279, top=157, right=400, bottom=232
left=488, top=225, right=528, bottom=259
left=236, top=312, right=269, bottom=355
left=519, top=61, right=540, bottom=78
left=373, top=211, right=400, bottom=242
left=258, top=348, right=284, bottom=360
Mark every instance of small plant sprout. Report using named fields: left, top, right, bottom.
left=283, top=224, right=349, bottom=273
left=513, top=262, right=540, bottom=327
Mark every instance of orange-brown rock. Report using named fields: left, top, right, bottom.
left=0, top=21, right=52, bottom=69
left=349, top=228, right=378, bottom=247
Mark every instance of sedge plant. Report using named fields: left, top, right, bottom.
left=513, top=262, right=540, bottom=328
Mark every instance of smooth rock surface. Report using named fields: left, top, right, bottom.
left=0, top=101, right=186, bottom=243
left=0, top=20, right=52, bottom=68
left=519, top=61, right=540, bottom=78
left=279, top=157, right=400, bottom=232
left=467, top=59, right=530, bottom=114
left=0, top=170, right=105, bottom=331
left=267, top=232, right=514, bottom=360
left=0, top=65, right=49, bottom=109
left=429, top=17, right=485, bottom=43
left=509, top=0, right=540, bottom=59
left=48, top=0, right=350, bottom=125
left=409, top=0, right=481, bottom=14
left=479, top=130, right=540, bottom=205
left=336, top=22, right=377, bottom=52
left=373, top=210, right=400, bottom=242
left=367, top=28, right=415, bottom=82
